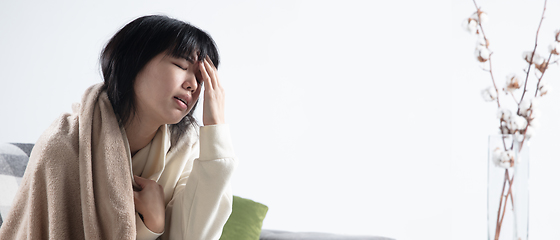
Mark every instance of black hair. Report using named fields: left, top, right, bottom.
left=101, top=15, right=220, bottom=148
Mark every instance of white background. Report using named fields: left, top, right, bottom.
left=1, top=0, right=560, bottom=239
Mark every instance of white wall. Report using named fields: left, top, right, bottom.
left=1, top=0, right=559, bottom=239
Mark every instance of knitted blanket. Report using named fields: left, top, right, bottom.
left=0, top=84, right=137, bottom=239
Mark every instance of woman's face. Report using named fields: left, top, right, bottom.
left=133, top=52, right=202, bottom=127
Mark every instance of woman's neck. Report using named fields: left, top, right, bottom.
left=125, top=116, right=160, bottom=157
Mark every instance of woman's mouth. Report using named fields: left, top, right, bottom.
left=174, top=97, right=188, bottom=109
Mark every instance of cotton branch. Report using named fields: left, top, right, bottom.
left=473, top=0, right=501, bottom=108
left=535, top=52, right=553, bottom=97
left=519, top=0, right=548, bottom=105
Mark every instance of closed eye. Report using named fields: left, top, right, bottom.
left=173, top=63, right=187, bottom=70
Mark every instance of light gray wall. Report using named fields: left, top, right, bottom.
left=1, top=0, right=559, bottom=239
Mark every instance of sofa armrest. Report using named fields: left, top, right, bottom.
left=0, top=143, right=34, bottom=227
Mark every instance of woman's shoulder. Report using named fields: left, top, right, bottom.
left=182, top=123, right=200, bottom=145
left=166, top=123, right=199, bottom=155
left=32, top=112, right=80, bottom=165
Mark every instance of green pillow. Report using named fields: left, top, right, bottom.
left=220, top=195, right=268, bottom=240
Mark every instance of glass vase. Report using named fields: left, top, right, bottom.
left=487, top=135, right=529, bottom=240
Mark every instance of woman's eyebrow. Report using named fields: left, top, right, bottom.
left=173, top=56, right=192, bottom=64
left=184, top=55, right=198, bottom=63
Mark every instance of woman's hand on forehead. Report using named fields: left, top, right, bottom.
left=199, top=55, right=225, bottom=125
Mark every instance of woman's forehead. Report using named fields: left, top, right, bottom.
left=175, top=50, right=201, bottom=61
left=166, top=49, right=199, bottom=62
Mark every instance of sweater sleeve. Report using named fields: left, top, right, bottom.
left=162, top=124, right=237, bottom=240
left=135, top=212, right=163, bottom=240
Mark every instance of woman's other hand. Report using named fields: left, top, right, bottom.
left=199, top=56, right=225, bottom=125
left=133, top=175, right=165, bottom=233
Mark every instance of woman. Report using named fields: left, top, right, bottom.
left=0, top=15, right=235, bottom=240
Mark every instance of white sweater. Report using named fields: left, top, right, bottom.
left=125, top=124, right=236, bottom=240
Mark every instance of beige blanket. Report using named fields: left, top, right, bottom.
left=0, top=84, right=137, bottom=239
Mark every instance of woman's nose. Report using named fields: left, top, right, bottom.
left=182, top=72, right=198, bottom=93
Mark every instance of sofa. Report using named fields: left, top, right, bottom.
left=0, top=142, right=392, bottom=240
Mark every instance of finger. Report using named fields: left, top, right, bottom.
left=134, top=175, right=147, bottom=188
left=199, top=60, right=213, bottom=90
left=204, top=56, right=218, bottom=83
left=204, top=56, right=222, bottom=89
left=205, top=55, right=216, bottom=69
left=133, top=191, right=140, bottom=204
left=203, top=58, right=219, bottom=89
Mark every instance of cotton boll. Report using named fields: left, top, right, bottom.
left=518, top=116, right=528, bottom=130
left=529, top=118, right=540, bottom=129
left=519, top=98, right=532, bottom=116
left=523, top=51, right=544, bottom=65
left=533, top=53, right=545, bottom=65
left=462, top=19, right=471, bottom=33
left=549, top=42, right=559, bottom=55
left=475, top=46, right=490, bottom=62
left=492, top=148, right=503, bottom=166
left=524, top=126, right=535, bottom=139
left=496, top=108, right=512, bottom=120
left=480, top=48, right=490, bottom=60
left=515, top=116, right=528, bottom=130
left=478, top=11, right=489, bottom=24
left=463, top=18, right=478, bottom=34
left=500, top=124, right=509, bottom=134
left=499, top=161, right=510, bottom=168
left=504, top=73, right=523, bottom=91
left=536, top=62, right=548, bottom=73
left=470, top=12, right=479, bottom=21
left=507, top=115, right=527, bottom=131
left=528, top=99, right=541, bottom=120
left=469, top=21, right=478, bottom=34
left=555, top=29, right=560, bottom=42
left=476, top=37, right=484, bottom=47
left=539, top=83, right=552, bottom=96
left=523, top=51, right=534, bottom=63
left=499, top=150, right=515, bottom=168
left=518, top=98, right=539, bottom=116
left=506, top=119, right=517, bottom=131
left=522, top=51, right=543, bottom=64
left=476, top=36, right=489, bottom=47
left=481, top=87, right=497, bottom=102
